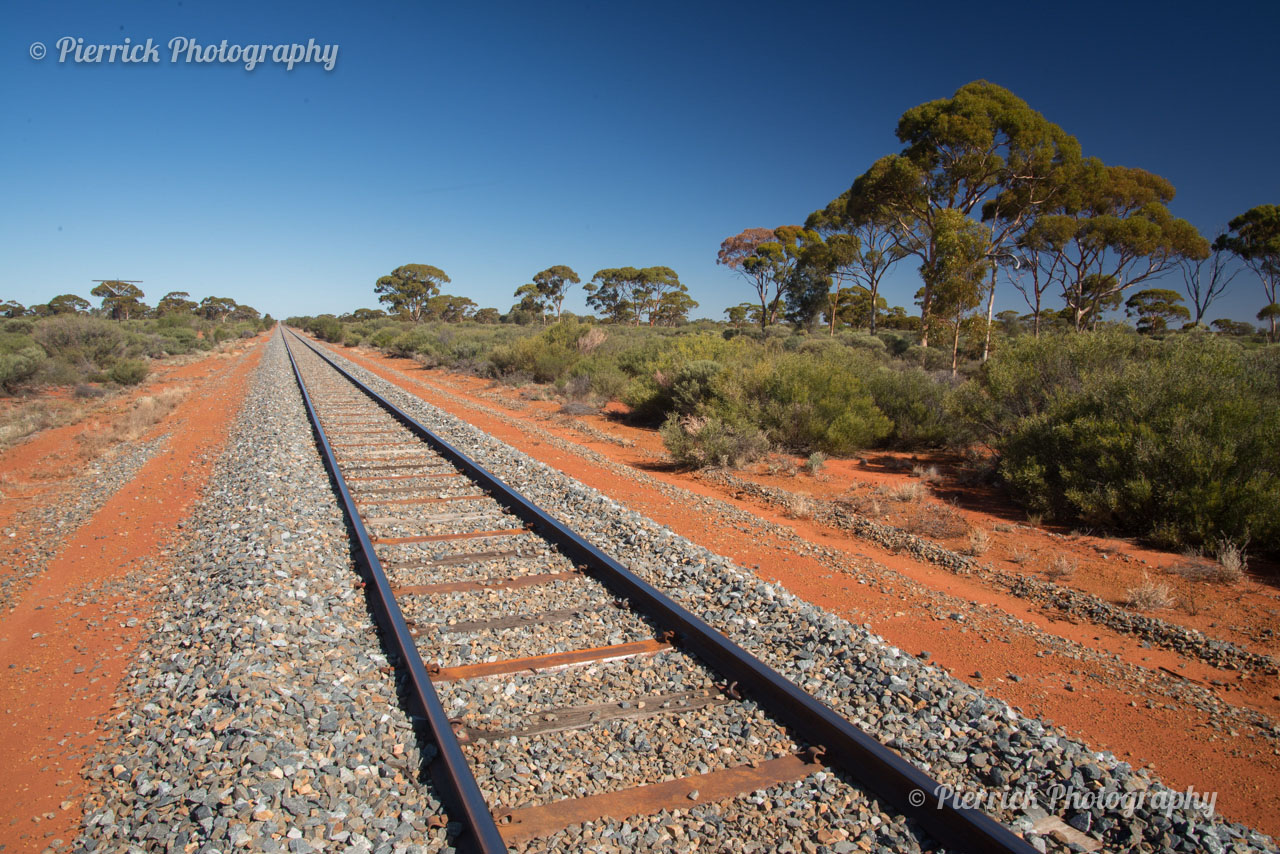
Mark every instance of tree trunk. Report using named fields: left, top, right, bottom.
left=951, top=318, right=960, bottom=378
left=919, top=288, right=931, bottom=348
left=981, top=266, right=997, bottom=362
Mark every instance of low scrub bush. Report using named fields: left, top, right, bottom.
left=902, top=502, right=969, bottom=539
left=107, top=358, right=149, bottom=386
left=730, top=351, right=891, bottom=455
left=865, top=366, right=965, bottom=447
left=309, top=315, right=344, bottom=343
left=34, top=316, right=125, bottom=369
left=659, top=413, right=770, bottom=469
left=958, top=331, right=1280, bottom=551
left=0, top=346, right=45, bottom=394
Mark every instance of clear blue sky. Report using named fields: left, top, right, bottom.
left=3, top=0, right=1278, bottom=325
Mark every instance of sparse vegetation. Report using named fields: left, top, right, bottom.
left=1126, top=574, right=1176, bottom=611
left=804, top=451, right=827, bottom=475
left=912, top=464, right=941, bottom=485
left=1215, top=540, right=1247, bottom=584
left=902, top=501, right=968, bottom=539
left=964, top=528, right=990, bottom=556
left=889, top=481, right=925, bottom=503
left=107, top=358, right=149, bottom=386
left=1045, top=555, right=1077, bottom=582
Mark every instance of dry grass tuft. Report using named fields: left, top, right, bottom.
left=78, top=387, right=186, bottom=456
left=1214, top=540, right=1247, bottom=584
left=576, top=326, right=608, bottom=354
left=783, top=493, right=817, bottom=520
left=1126, top=573, right=1175, bottom=611
left=903, top=502, right=969, bottom=539
left=1044, top=555, right=1077, bottom=582
left=1009, top=547, right=1033, bottom=565
left=912, top=464, right=941, bottom=485
left=889, top=481, right=926, bottom=503
left=964, top=528, right=990, bottom=556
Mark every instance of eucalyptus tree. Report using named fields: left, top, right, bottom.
left=1125, top=288, right=1189, bottom=334
left=47, top=294, right=90, bottom=315
left=375, top=264, right=450, bottom=322
left=532, top=265, right=580, bottom=322
left=1177, top=238, right=1239, bottom=326
left=584, top=268, right=638, bottom=324
left=586, top=266, right=689, bottom=326
left=426, top=294, right=477, bottom=322
left=919, top=210, right=991, bottom=375
left=716, top=226, right=821, bottom=328
left=200, top=296, right=238, bottom=323
left=91, top=280, right=146, bottom=320
left=1022, top=160, right=1208, bottom=331
left=848, top=81, right=1081, bottom=347
left=0, top=300, right=26, bottom=318
left=1215, top=205, right=1280, bottom=341
left=157, top=291, right=199, bottom=315
left=806, top=192, right=904, bottom=334
left=653, top=288, right=698, bottom=326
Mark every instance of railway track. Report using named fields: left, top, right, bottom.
left=282, top=328, right=1035, bottom=853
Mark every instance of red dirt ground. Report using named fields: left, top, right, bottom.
left=0, top=339, right=264, bottom=853
left=316, top=339, right=1280, bottom=838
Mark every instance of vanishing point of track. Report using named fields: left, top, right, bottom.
left=282, top=328, right=1036, bottom=853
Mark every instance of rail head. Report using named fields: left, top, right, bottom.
left=286, top=328, right=1040, bottom=854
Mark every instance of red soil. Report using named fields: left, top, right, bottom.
left=0, top=339, right=264, bottom=852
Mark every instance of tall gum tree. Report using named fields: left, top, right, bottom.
left=806, top=192, right=905, bottom=335
left=375, top=264, right=450, bottom=322
left=1215, top=205, right=1280, bottom=341
left=532, top=265, right=580, bottom=322
left=91, top=280, right=146, bottom=320
left=717, top=226, right=821, bottom=328
left=920, top=209, right=991, bottom=375
left=847, top=80, right=1081, bottom=347
left=585, top=266, right=689, bottom=326
left=1023, top=160, right=1209, bottom=331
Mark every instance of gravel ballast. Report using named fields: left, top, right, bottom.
left=300, top=336, right=1277, bottom=854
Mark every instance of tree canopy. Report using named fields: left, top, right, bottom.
left=91, top=281, right=146, bottom=320
left=375, top=264, right=451, bottom=322
left=1215, top=205, right=1280, bottom=340
left=585, top=266, right=692, bottom=325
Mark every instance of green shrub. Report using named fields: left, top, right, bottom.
left=108, top=358, right=149, bottom=386
left=0, top=330, right=36, bottom=355
left=3, top=319, right=34, bottom=335
left=310, top=315, right=344, bottom=343
left=0, top=346, right=45, bottom=394
left=660, top=413, right=770, bottom=468
left=369, top=325, right=406, bottom=349
left=388, top=327, right=438, bottom=358
left=668, top=360, right=722, bottom=415
left=865, top=366, right=966, bottom=447
left=33, top=316, right=125, bottom=369
left=959, top=331, right=1280, bottom=550
left=732, top=351, right=891, bottom=455
left=343, top=331, right=364, bottom=347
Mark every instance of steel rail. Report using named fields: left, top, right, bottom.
left=286, top=329, right=1038, bottom=854
left=282, top=331, right=508, bottom=854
